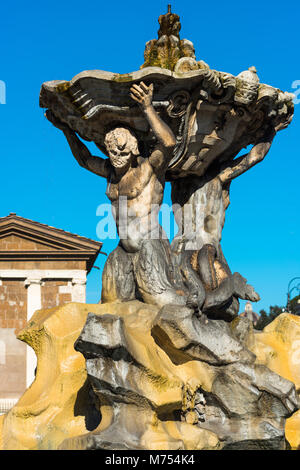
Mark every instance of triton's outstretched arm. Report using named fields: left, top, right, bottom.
left=62, top=129, right=109, bottom=178
left=130, top=82, right=176, bottom=148
left=219, top=116, right=292, bottom=185
left=219, top=130, right=276, bottom=184
left=45, top=110, right=109, bottom=178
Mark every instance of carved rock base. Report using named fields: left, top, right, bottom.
left=0, top=302, right=299, bottom=450
left=249, top=313, right=300, bottom=450
left=65, top=302, right=298, bottom=450
left=0, top=303, right=100, bottom=450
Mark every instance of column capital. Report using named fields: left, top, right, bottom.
left=72, top=278, right=86, bottom=286
left=24, top=278, right=43, bottom=288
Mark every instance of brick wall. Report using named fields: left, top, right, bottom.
left=0, top=235, right=52, bottom=251
left=0, top=328, right=26, bottom=399
left=0, top=279, right=74, bottom=329
left=41, top=281, right=72, bottom=310
left=0, top=280, right=27, bottom=334
left=0, top=279, right=27, bottom=399
left=0, top=235, right=87, bottom=271
left=0, top=261, right=86, bottom=270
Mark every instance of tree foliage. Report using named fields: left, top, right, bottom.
left=255, top=305, right=284, bottom=331
left=289, top=295, right=300, bottom=315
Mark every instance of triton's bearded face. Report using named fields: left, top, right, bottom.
left=105, top=127, right=139, bottom=169
left=108, top=147, right=133, bottom=168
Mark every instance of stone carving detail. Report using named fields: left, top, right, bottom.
left=141, top=6, right=196, bottom=71
left=167, top=89, right=191, bottom=117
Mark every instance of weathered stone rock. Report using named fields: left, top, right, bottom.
left=153, top=305, right=255, bottom=365
left=59, top=403, right=220, bottom=450
left=151, top=308, right=299, bottom=449
left=0, top=303, right=101, bottom=450
left=61, top=302, right=298, bottom=450
left=63, top=301, right=221, bottom=450
left=1, top=303, right=299, bottom=450
left=286, top=411, right=300, bottom=450
left=250, top=314, right=300, bottom=449
left=252, top=314, right=300, bottom=388
left=0, top=301, right=220, bottom=450
left=230, top=316, right=255, bottom=347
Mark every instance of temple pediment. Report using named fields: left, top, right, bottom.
left=0, top=234, right=57, bottom=251
left=0, top=214, right=103, bottom=272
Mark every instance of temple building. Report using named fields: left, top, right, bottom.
left=0, top=213, right=103, bottom=414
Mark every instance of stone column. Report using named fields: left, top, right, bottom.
left=71, top=277, right=86, bottom=303
left=0, top=340, right=5, bottom=365
left=24, top=278, right=42, bottom=387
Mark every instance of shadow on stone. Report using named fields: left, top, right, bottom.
left=74, top=378, right=101, bottom=432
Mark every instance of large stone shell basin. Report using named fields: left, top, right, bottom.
left=40, top=67, right=293, bottom=179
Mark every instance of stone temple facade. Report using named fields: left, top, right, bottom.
left=0, top=213, right=103, bottom=414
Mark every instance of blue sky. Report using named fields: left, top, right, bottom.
left=0, top=0, right=299, bottom=312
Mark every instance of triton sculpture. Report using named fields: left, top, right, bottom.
left=19, top=7, right=297, bottom=449
left=40, top=6, right=293, bottom=319
left=46, top=81, right=189, bottom=309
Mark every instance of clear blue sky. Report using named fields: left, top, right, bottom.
left=1, top=0, right=299, bottom=312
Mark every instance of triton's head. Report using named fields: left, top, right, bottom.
left=104, top=127, right=139, bottom=169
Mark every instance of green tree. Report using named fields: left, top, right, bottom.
left=254, top=305, right=284, bottom=331
left=289, top=295, right=300, bottom=315
left=255, top=309, right=269, bottom=330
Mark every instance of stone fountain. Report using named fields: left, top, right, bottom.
left=0, top=8, right=299, bottom=451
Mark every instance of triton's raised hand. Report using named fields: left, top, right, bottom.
left=130, top=82, right=154, bottom=108
left=274, top=115, right=293, bottom=133
left=130, top=81, right=175, bottom=149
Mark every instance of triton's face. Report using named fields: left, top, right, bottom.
left=108, top=146, right=133, bottom=169
left=105, top=127, right=138, bottom=169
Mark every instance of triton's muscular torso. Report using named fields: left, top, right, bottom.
left=106, top=157, right=166, bottom=252
left=172, top=174, right=230, bottom=252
